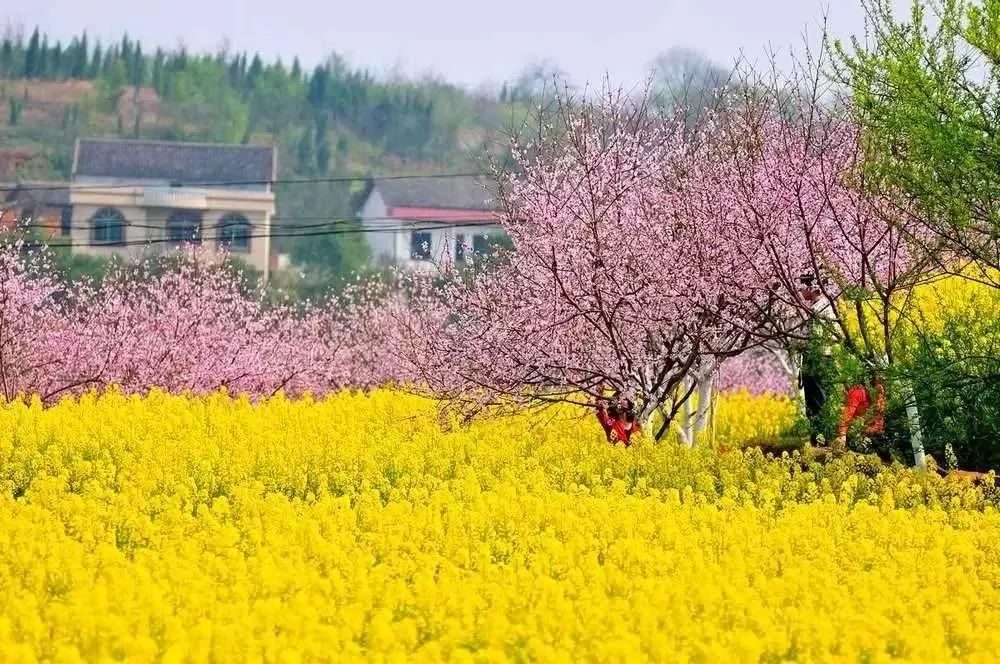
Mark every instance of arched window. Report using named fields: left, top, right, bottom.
left=91, top=207, right=126, bottom=246
left=217, top=213, right=251, bottom=252
left=166, top=210, right=202, bottom=245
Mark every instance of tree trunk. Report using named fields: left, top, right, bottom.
left=693, top=374, right=713, bottom=436
left=680, top=380, right=695, bottom=447
left=901, top=382, right=927, bottom=470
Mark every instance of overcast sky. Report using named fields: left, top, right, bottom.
left=5, top=0, right=909, bottom=88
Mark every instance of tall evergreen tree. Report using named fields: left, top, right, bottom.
left=38, top=35, right=49, bottom=78
left=291, top=56, right=301, bottom=80
left=72, top=32, right=88, bottom=78
left=307, top=65, right=327, bottom=107
left=51, top=41, right=63, bottom=78
left=120, top=33, right=131, bottom=63
left=228, top=56, right=241, bottom=87
left=89, top=42, right=103, bottom=78
left=246, top=54, right=263, bottom=91
left=24, top=28, right=40, bottom=78
left=131, top=43, right=145, bottom=86
left=296, top=127, right=314, bottom=172
left=0, top=38, right=12, bottom=77
left=152, top=49, right=165, bottom=94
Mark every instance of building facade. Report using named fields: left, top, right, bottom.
left=357, top=176, right=504, bottom=270
left=69, top=138, right=277, bottom=279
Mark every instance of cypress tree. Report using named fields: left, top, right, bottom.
left=55, top=42, right=67, bottom=78
left=296, top=127, right=314, bottom=172
left=72, top=32, right=88, bottom=78
left=24, top=28, right=40, bottom=77
left=316, top=134, right=331, bottom=174
left=246, top=54, right=263, bottom=91
left=152, top=50, right=164, bottom=94
left=102, top=45, right=119, bottom=78
left=9, top=98, right=21, bottom=125
left=38, top=35, right=50, bottom=78
left=228, top=57, right=241, bottom=87
left=291, top=57, right=301, bottom=80
left=0, top=38, right=12, bottom=77
left=307, top=65, right=327, bottom=107
left=89, top=42, right=103, bottom=78
left=132, top=43, right=145, bottom=86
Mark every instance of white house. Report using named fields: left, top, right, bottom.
left=357, top=176, right=504, bottom=269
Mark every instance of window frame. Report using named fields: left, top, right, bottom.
left=166, top=210, right=203, bottom=246
left=90, top=207, right=126, bottom=246
left=216, top=213, right=252, bottom=253
left=410, top=230, right=432, bottom=261
left=472, top=234, right=491, bottom=256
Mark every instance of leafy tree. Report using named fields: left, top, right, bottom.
left=835, top=0, right=1000, bottom=280
left=295, top=128, right=314, bottom=173
left=99, top=57, right=127, bottom=112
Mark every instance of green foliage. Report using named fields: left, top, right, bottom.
left=8, top=97, right=22, bottom=125
left=835, top=0, right=1000, bottom=273
left=48, top=246, right=114, bottom=284
left=897, top=295, right=1000, bottom=471
left=1, top=24, right=529, bottom=300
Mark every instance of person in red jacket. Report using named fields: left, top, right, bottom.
left=835, top=374, right=886, bottom=449
left=596, top=391, right=638, bottom=447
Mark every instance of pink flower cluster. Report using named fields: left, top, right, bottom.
left=0, top=245, right=417, bottom=404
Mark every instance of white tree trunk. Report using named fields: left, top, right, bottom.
left=680, top=381, right=695, bottom=447
left=901, top=382, right=927, bottom=470
left=693, top=374, right=713, bottom=436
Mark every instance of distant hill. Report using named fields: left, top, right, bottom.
left=0, top=27, right=539, bottom=289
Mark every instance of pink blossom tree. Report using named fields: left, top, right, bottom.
left=0, top=241, right=421, bottom=405
left=406, top=90, right=764, bottom=441
left=692, top=52, right=942, bottom=462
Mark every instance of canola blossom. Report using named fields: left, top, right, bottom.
left=1, top=390, right=998, bottom=662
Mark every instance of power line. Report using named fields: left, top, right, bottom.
left=20, top=212, right=501, bottom=234
left=7, top=170, right=493, bottom=193
left=21, top=220, right=503, bottom=251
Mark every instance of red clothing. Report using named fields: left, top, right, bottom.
left=837, top=381, right=886, bottom=438
left=597, top=403, right=636, bottom=446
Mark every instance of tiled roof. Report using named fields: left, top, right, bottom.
left=365, top=176, right=499, bottom=211
left=73, top=138, right=276, bottom=184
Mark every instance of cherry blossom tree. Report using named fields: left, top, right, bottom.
left=405, top=90, right=764, bottom=441
left=692, top=51, right=942, bottom=463
left=0, top=241, right=421, bottom=405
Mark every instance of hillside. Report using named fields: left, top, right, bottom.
left=0, top=29, right=537, bottom=291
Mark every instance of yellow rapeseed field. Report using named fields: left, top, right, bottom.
left=1, top=389, right=998, bottom=662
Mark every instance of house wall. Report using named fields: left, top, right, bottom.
left=69, top=184, right=274, bottom=278
left=400, top=224, right=505, bottom=268
left=358, top=190, right=398, bottom=262
left=357, top=189, right=504, bottom=269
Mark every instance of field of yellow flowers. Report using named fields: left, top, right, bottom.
left=1, top=389, right=999, bottom=662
